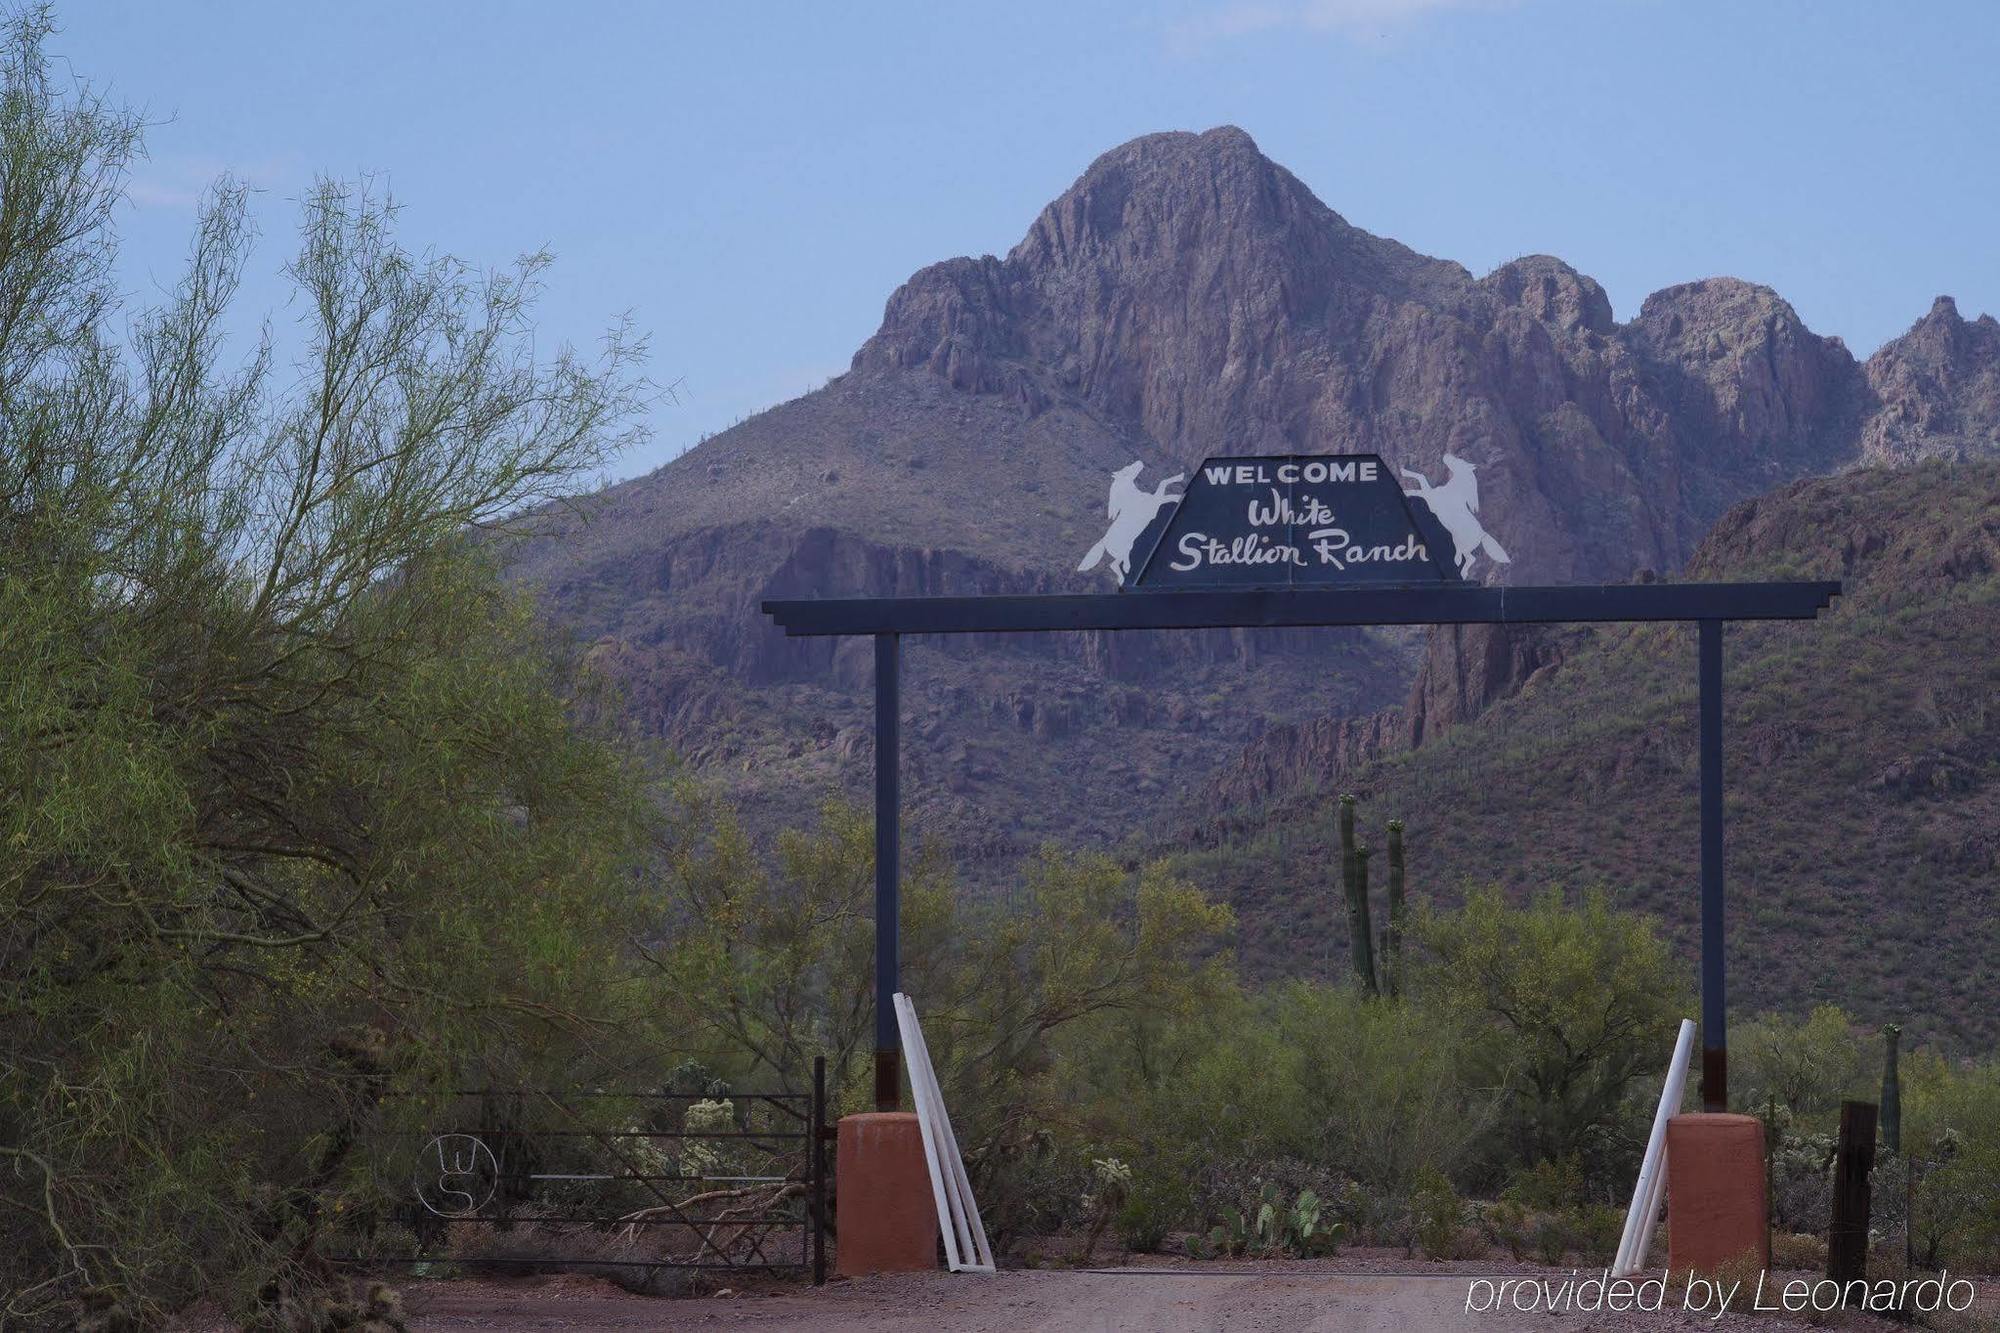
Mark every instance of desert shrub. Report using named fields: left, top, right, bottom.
left=1505, top=1155, right=1586, bottom=1211
left=1569, top=1204, right=1624, bottom=1265
left=1533, top=1214, right=1569, bottom=1265
left=1080, top=1156, right=1133, bottom=1261
left=1764, top=1107, right=1837, bottom=1234
left=1769, top=1231, right=1828, bottom=1271
left=1410, top=1166, right=1464, bottom=1260
left=1268, top=982, right=1499, bottom=1199
left=1903, top=1055, right=2000, bottom=1271
left=1115, top=1194, right=1171, bottom=1254
left=1481, top=1199, right=1530, bottom=1259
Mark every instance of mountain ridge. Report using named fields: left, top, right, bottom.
left=506, top=125, right=2000, bottom=885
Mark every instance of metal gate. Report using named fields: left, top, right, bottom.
left=351, top=1057, right=828, bottom=1283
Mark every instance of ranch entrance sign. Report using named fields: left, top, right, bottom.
left=1115, top=454, right=1460, bottom=589
left=762, top=453, right=1840, bottom=1116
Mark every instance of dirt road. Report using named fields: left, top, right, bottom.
left=399, top=1262, right=1941, bottom=1332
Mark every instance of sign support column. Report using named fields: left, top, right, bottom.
left=873, top=632, right=901, bottom=1110
left=1699, top=618, right=1727, bottom=1112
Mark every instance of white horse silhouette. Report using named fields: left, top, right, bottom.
left=1078, top=461, right=1184, bottom=581
left=1401, top=453, right=1511, bottom=579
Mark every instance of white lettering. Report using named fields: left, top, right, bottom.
left=1169, top=532, right=1207, bottom=572
left=1167, top=530, right=1307, bottom=572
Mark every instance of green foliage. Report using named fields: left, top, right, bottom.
left=1504, top=1155, right=1586, bottom=1211
left=1114, top=1193, right=1171, bottom=1254
left=1734, top=1005, right=1874, bottom=1119
left=1901, top=1048, right=2000, bottom=1269
left=1484, top=1198, right=1529, bottom=1259
left=1409, top=1166, right=1463, bottom=1260
left=642, top=814, right=1238, bottom=1245
left=0, top=11, right=651, bottom=1320
left=1182, top=1181, right=1338, bottom=1259
left=1532, top=1214, right=1568, bottom=1264
left=1383, top=819, right=1407, bottom=999
left=1569, top=1204, right=1623, bottom=1265
left=1881, top=1023, right=1902, bottom=1156
left=1417, top=885, right=1687, bottom=1189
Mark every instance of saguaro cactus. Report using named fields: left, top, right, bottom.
left=1355, top=845, right=1377, bottom=995
left=1385, top=819, right=1407, bottom=999
left=1338, top=795, right=1378, bottom=995
left=1881, top=1023, right=1902, bottom=1157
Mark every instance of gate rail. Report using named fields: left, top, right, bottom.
left=343, top=1056, right=828, bottom=1283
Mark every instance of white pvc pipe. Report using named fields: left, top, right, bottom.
left=1613, top=1018, right=1696, bottom=1277
left=894, top=992, right=996, bottom=1273
left=894, top=993, right=964, bottom=1271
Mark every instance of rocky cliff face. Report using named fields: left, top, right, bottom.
left=854, top=128, right=1875, bottom=586
left=509, top=126, right=1998, bottom=865
left=1863, top=296, right=2000, bottom=464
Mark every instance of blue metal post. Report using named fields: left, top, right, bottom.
left=1699, top=619, right=1727, bottom=1112
left=873, top=632, right=901, bottom=1110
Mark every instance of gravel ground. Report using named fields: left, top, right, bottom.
left=397, top=1254, right=1995, bottom=1332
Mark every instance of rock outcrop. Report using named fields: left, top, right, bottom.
left=1863, top=296, right=2000, bottom=464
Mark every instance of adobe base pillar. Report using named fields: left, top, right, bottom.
left=1666, top=1113, right=1768, bottom=1274
left=835, top=1112, right=936, bottom=1276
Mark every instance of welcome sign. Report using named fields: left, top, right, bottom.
left=1095, top=454, right=1467, bottom=590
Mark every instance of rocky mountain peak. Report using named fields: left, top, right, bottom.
left=1862, top=294, right=2000, bottom=463
left=853, top=126, right=1472, bottom=446
left=1010, top=127, right=1312, bottom=271
left=1622, top=277, right=1860, bottom=473
left=1478, top=255, right=1614, bottom=335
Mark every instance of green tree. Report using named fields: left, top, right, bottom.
left=638, top=787, right=955, bottom=1099
left=1417, top=886, right=1687, bottom=1186
left=1733, top=1004, right=1872, bottom=1123
left=0, top=8, right=652, bottom=1321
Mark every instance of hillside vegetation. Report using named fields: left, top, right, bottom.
left=1182, top=459, right=2000, bottom=1048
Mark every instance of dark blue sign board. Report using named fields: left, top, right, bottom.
left=1127, top=454, right=1460, bottom=589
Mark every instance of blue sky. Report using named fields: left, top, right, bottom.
left=62, top=0, right=2000, bottom=482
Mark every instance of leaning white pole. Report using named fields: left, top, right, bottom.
left=894, top=992, right=995, bottom=1273
left=1614, top=1018, right=1696, bottom=1277
left=894, top=994, right=964, bottom=1271
left=902, top=995, right=994, bottom=1272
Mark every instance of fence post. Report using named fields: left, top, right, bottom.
left=1828, top=1099, right=1878, bottom=1284
left=812, top=1054, right=828, bottom=1286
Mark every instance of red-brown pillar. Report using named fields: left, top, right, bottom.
left=835, top=1112, right=936, bottom=1276
left=1666, top=1113, right=1768, bottom=1275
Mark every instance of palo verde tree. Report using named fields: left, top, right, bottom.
left=0, top=8, right=654, bottom=1323
left=1416, top=886, right=1687, bottom=1191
